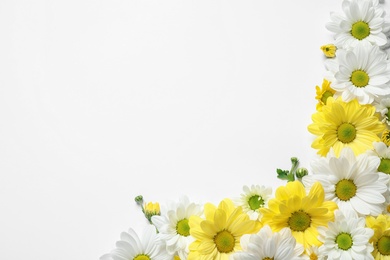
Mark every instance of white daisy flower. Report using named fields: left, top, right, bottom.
left=375, top=98, right=390, bottom=125
left=303, top=147, right=389, bottom=216
left=100, top=225, right=171, bottom=260
left=318, top=209, right=374, bottom=260
left=324, top=44, right=390, bottom=104
left=231, top=225, right=306, bottom=260
left=151, top=196, right=202, bottom=260
left=234, top=185, right=272, bottom=220
left=305, top=245, right=326, bottom=260
left=368, top=141, right=390, bottom=214
left=326, top=0, right=390, bottom=49
left=370, top=141, right=390, bottom=175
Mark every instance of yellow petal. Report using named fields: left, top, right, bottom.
left=200, top=220, right=218, bottom=237
left=214, top=209, right=227, bottom=231
left=196, top=240, right=216, bottom=254
left=218, top=199, right=235, bottom=216
left=204, top=203, right=216, bottom=221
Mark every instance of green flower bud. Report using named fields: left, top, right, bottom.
left=296, top=168, right=308, bottom=178
left=134, top=195, right=144, bottom=205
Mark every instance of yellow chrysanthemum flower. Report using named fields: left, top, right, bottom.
left=260, top=181, right=337, bottom=249
left=366, top=214, right=390, bottom=259
left=308, top=97, right=385, bottom=157
left=315, top=79, right=336, bottom=111
left=188, top=198, right=261, bottom=260
left=320, top=44, right=337, bottom=58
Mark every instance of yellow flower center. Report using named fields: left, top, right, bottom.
left=350, top=70, right=369, bottom=88
left=335, top=179, right=357, bottom=201
left=214, top=230, right=235, bottom=253
left=134, top=255, right=151, bottom=260
left=336, top=233, right=353, bottom=250
left=248, top=195, right=264, bottom=210
left=351, top=21, right=370, bottom=40
left=321, top=90, right=334, bottom=105
left=337, top=123, right=356, bottom=143
left=288, top=210, right=311, bottom=232
left=263, top=258, right=274, bottom=260
left=176, top=219, right=190, bottom=237
left=310, top=253, right=318, bottom=260
left=378, top=158, right=390, bottom=174
left=174, top=256, right=181, bottom=260
left=377, top=236, right=390, bottom=255
left=382, top=130, right=390, bottom=146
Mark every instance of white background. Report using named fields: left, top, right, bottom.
left=1, top=0, right=383, bottom=259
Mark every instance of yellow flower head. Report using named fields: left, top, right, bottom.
left=144, top=202, right=160, bottom=219
left=188, top=198, right=261, bottom=260
left=320, top=44, right=337, bottom=58
left=260, top=181, right=337, bottom=249
left=308, top=97, right=385, bottom=157
left=366, top=214, right=390, bottom=259
left=315, top=79, right=336, bottom=111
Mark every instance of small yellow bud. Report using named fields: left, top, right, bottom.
left=315, top=79, right=336, bottom=111
left=142, top=201, right=161, bottom=224
left=144, top=202, right=160, bottom=215
left=321, top=44, right=337, bottom=58
left=173, top=256, right=181, bottom=260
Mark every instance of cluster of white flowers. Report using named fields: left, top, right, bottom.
left=325, top=0, right=390, bottom=106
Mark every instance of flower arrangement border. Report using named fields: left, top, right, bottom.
left=101, top=1, right=390, bottom=259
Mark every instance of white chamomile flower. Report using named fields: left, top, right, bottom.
left=369, top=142, right=390, bottom=214
left=231, top=225, right=306, bottom=260
left=234, top=185, right=272, bottom=220
left=370, top=141, right=390, bottom=175
left=326, top=0, right=390, bottom=49
left=324, top=44, right=390, bottom=104
left=151, top=196, right=202, bottom=260
left=375, top=98, right=390, bottom=125
left=318, top=209, right=374, bottom=260
left=100, top=225, right=171, bottom=260
left=305, top=245, right=326, bottom=260
left=303, top=147, right=389, bottom=216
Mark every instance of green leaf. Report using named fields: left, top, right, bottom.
left=276, top=168, right=290, bottom=180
